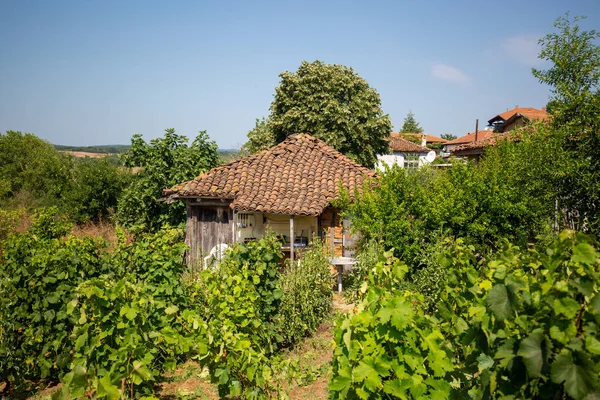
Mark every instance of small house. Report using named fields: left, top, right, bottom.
left=376, top=136, right=435, bottom=170
left=163, top=133, right=377, bottom=266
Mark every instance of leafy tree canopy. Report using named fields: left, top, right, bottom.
left=241, top=117, right=274, bottom=155
left=533, top=14, right=600, bottom=134
left=253, top=60, right=391, bottom=167
left=440, top=133, right=457, bottom=141
left=0, top=131, right=72, bottom=207
left=117, top=128, right=220, bottom=230
left=399, top=110, right=423, bottom=133
left=533, top=14, right=600, bottom=235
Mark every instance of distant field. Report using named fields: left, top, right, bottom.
left=54, top=144, right=131, bottom=154
left=60, top=150, right=112, bottom=158
left=55, top=144, right=239, bottom=163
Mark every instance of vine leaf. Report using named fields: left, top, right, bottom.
left=477, top=354, right=494, bottom=372
left=551, top=352, right=597, bottom=400
left=487, top=284, right=512, bottom=321
left=571, top=243, right=597, bottom=265
left=97, top=375, right=120, bottom=400
left=554, top=297, right=581, bottom=319
left=377, top=297, right=413, bottom=330
left=517, top=333, right=545, bottom=378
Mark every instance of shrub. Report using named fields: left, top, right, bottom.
left=343, top=240, right=381, bottom=303
left=330, top=232, right=600, bottom=399
left=193, top=235, right=286, bottom=397
left=117, top=129, right=220, bottom=230
left=54, top=227, right=202, bottom=399
left=0, top=206, right=25, bottom=242
left=0, top=209, right=109, bottom=390
left=276, top=239, right=333, bottom=345
left=62, top=157, right=130, bottom=224
left=330, top=251, right=455, bottom=399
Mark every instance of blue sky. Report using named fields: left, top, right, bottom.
left=1, top=0, right=599, bottom=148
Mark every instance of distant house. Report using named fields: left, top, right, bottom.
left=488, top=106, right=548, bottom=132
left=392, top=133, right=449, bottom=148
left=164, top=134, right=376, bottom=266
left=443, top=130, right=495, bottom=152
left=377, top=136, right=435, bottom=169
left=447, top=106, right=549, bottom=160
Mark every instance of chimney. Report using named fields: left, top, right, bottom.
left=542, top=106, right=546, bottom=112
left=475, top=119, right=479, bottom=142
left=420, top=134, right=427, bottom=147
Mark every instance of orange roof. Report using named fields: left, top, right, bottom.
left=451, top=126, right=532, bottom=155
left=164, top=134, right=377, bottom=216
left=387, top=136, right=430, bottom=153
left=392, top=133, right=448, bottom=143
left=445, top=130, right=495, bottom=145
left=488, top=107, right=548, bottom=124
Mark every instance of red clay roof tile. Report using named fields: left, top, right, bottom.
left=164, top=134, right=377, bottom=216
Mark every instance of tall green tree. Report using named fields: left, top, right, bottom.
left=241, top=117, right=274, bottom=155
left=0, top=131, right=72, bottom=209
left=117, top=129, right=220, bottom=230
left=264, top=60, right=391, bottom=167
left=399, top=111, right=424, bottom=133
left=533, top=14, right=600, bottom=235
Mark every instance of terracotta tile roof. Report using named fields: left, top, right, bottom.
left=451, top=135, right=498, bottom=154
left=164, top=134, right=377, bottom=216
left=387, top=136, right=430, bottom=153
left=488, top=106, right=548, bottom=124
left=451, top=128, right=529, bottom=155
left=445, top=130, right=495, bottom=145
left=392, top=133, right=449, bottom=143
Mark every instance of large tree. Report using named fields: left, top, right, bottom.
left=399, top=111, right=423, bottom=133
left=241, top=117, right=274, bottom=155
left=532, top=14, right=600, bottom=235
left=117, top=129, right=220, bottom=230
left=252, top=60, right=391, bottom=167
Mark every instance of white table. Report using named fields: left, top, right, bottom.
left=329, top=257, right=356, bottom=292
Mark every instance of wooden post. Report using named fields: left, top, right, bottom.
left=232, top=210, right=238, bottom=243
left=290, top=215, right=295, bottom=262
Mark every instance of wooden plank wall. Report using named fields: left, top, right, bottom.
left=185, top=202, right=233, bottom=269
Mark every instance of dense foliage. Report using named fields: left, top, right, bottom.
left=399, top=111, right=423, bottom=133
left=0, top=131, right=73, bottom=208
left=440, top=133, right=457, bottom=141
left=533, top=14, right=600, bottom=235
left=246, top=60, right=392, bottom=167
left=242, top=117, right=275, bottom=155
left=0, top=131, right=130, bottom=224
left=117, top=128, right=220, bottom=230
left=331, top=232, right=600, bottom=399
left=275, top=239, right=333, bottom=346
left=0, top=208, right=108, bottom=388
left=0, top=215, right=333, bottom=398
left=340, top=131, right=558, bottom=266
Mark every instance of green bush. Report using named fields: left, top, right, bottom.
left=276, top=239, right=333, bottom=345
left=0, top=209, right=110, bottom=390
left=0, top=206, right=25, bottom=242
left=330, top=251, right=455, bottom=399
left=117, top=129, right=220, bottom=230
left=62, top=157, right=131, bottom=223
left=193, top=235, right=286, bottom=397
left=343, top=240, right=381, bottom=303
left=330, top=232, right=600, bottom=399
left=56, top=231, right=203, bottom=399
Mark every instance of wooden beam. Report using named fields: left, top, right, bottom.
left=290, top=215, right=295, bottom=263
left=233, top=210, right=238, bottom=243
